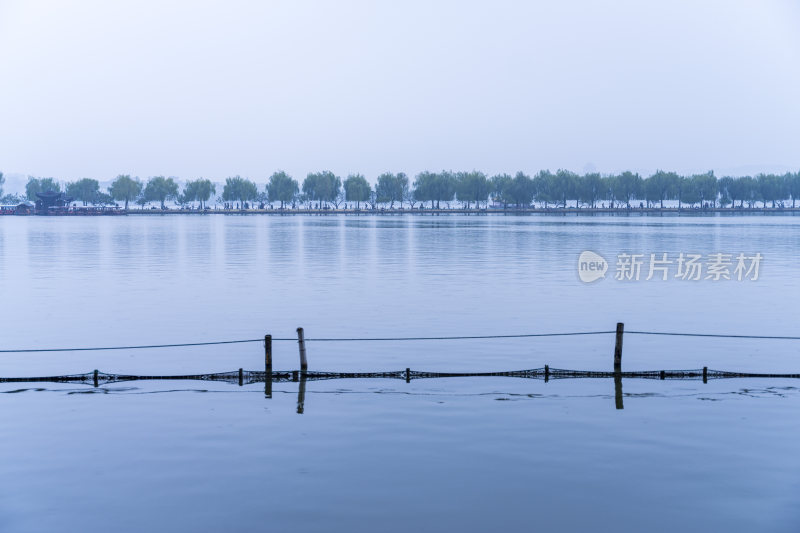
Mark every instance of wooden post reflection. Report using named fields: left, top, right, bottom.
left=614, top=373, right=624, bottom=410
left=264, top=334, right=272, bottom=399
left=297, top=374, right=307, bottom=414
left=264, top=370, right=273, bottom=399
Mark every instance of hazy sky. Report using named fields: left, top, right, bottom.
left=1, top=0, right=799, bottom=185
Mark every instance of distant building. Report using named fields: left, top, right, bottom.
left=35, top=191, right=73, bottom=214
left=0, top=202, right=34, bottom=215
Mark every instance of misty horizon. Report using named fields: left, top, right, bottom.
left=3, top=164, right=799, bottom=196
left=1, top=1, right=799, bottom=182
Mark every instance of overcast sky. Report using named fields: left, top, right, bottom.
left=1, top=0, right=799, bottom=186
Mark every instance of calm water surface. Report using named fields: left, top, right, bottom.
left=0, top=214, right=799, bottom=532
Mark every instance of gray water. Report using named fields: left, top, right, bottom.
left=1, top=214, right=799, bottom=532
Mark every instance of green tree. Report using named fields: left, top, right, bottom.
left=533, top=170, right=556, bottom=207
left=0, top=193, right=25, bottom=204
left=725, top=176, right=749, bottom=208
left=757, top=173, right=784, bottom=208
left=375, top=173, right=399, bottom=207
left=66, top=178, right=100, bottom=206
left=176, top=191, right=193, bottom=208
left=144, top=176, right=179, bottom=209
left=183, top=178, right=216, bottom=209
left=303, top=171, right=341, bottom=208
left=578, top=173, right=605, bottom=208
left=490, top=174, right=513, bottom=207
left=343, top=174, right=371, bottom=209
left=643, top=174, right=660, bottom=208
left=603, top=175, right=618, bottom=207
left=179, top=182, right=197, bottom=207
left=718, top=177, right=735, bottom=207
left=222, top=176, right=258, bottom=208
left=94, top=192, right=115, bottom=205
left=403, top=182, right=418, bottom=208
left=433, top=171, right=456, bottom=208
left=612, top=171, right=643, bottom=208
left=374, top=172, right=409, bottom=208
left=302, top=174, right=320, bottom=206
left=644, top=171, right=679, bottom=208
left=678, top=177, right=701, bottom=207
left=25, top=177, right=61, bottom=201
left=321, top=171, right=342, bottom=207
left=413, top=171, right=436, bottom=208
left=551, top=169, right=579, bottom=207
left=455, top=171, right=489, bottom=208
left=508, top=172, right=535, bottom=207
left=109, top=175, right=143, bottom=210
left=736, top=176, right=760, bottom=207
left=395, top=173, right=410, bottom=207
left=785, top=171, right=800, bottom=208
left=744, top=176, right=763, bottom=208
left=412, top=171, right=455, bottom=209
left=266, top=171, right=298, bottom=209
left=693, top=171, right=718, bottom=207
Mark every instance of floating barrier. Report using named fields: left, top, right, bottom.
left=3, top=323, right=800, bottom=410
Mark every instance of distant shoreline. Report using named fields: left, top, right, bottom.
left=123, top=206, right=800, bottom=215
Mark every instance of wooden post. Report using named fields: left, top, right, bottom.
left=264, top=335, right=272, bottom=372
left=297, top=327, right=308, bottom=373
left=703, top=366, right=708, bottom=384
left=93, top=369, right=99, bottom=388
left=614, top=322, right=624, bottom=372
left=405, top=368, right=410, bottom=383
left=238, top=368, right=243, bottom=386
left=614, top=373, right=624, bottom=410
left=544, top=364, right=550, bottom=383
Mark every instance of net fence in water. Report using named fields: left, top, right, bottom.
left=3, top=325, right=799, bottom=386
left=2, top=367, right=800, bottom=386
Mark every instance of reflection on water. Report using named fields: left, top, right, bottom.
left=297, top=374, right=307, bottom=414
left=1, top=214, right=800, bottom=376
left=2, top=215, right=800, bottom=532
left=5, top=376, right=800, bottom=410
left=1, top=376, right=800, bottom=531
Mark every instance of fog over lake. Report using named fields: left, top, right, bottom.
left=0, top=214, right=798, bottom=532
left=2, top=1, right=800, bottom=530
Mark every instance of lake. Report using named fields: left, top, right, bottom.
left=1, top=214, right=799, bottom=532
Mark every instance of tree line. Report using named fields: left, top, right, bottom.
left=4, top=170, right=800, bottom=209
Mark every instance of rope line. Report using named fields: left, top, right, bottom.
left=0, top=329, right=799, bottom=353
left=0, top=331, right=614, bottom=352
left=626, top=331, right=800, bottom=340
left=0, top=339, right=265, bottom=353
left=300, top=331, right=615, bottom=342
